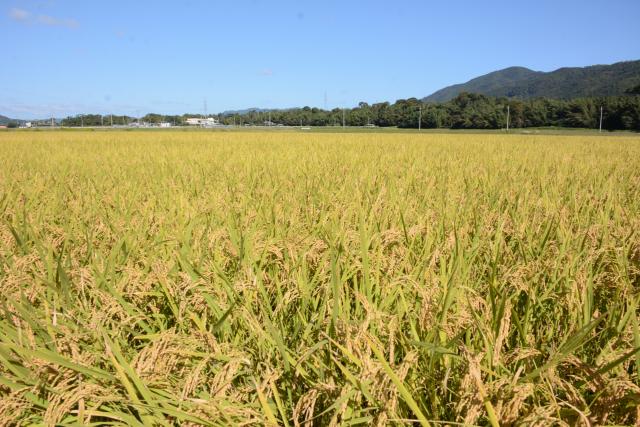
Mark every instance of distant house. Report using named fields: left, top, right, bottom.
left=159, top=122, right=172, bottom=128
left=186, top=117, right=219, bottom=127
left=0, top=125, right=7, bottom=129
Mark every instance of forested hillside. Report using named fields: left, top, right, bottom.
left=424, top=60, right=640, bottom=102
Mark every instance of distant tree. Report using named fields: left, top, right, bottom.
left=142, top=113, right=165, bottom=124
left=54, top=93, right=640, bottom=131
left=7, top=122, right=18, bottom=128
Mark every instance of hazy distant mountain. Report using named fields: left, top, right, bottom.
left=0, top=115, right=27, bottom=125
left=423, top=60, right=640, bottom=102
left=0, top=116, right=62, bottom=125
left=220, top=108, right=270, bottom=116
left=0, top=115, right=14, bottom=125
left=219, top=107, right=298, bottom=116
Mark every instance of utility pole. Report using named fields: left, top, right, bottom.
left=101, top=115, right=104, bottom=127
left=342, top=108, right=346, bottom=129
left=599, top=106, right=603, bottom=132
left=506, top=105, right=510, bottom=132
left=418, top=105, right=422, bottom=131
left=268, top=110, right=271, bottom=127
left=110, top=114, right=113, bottom=127
left=81, top=115, right=84, bottom=128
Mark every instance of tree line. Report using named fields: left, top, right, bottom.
left=60, top=93, right=640, bottom=131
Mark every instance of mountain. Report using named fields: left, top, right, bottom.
left=220, top=108, right=270, bottom=116
left=0, top=116, right=59, bottom=126
left=219, top=107, right=297, bottom=116
left=423, top=60, right=640, bottom=102
left=0, top=115, right=21, bottom=125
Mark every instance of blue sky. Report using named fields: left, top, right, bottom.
left=1, top=0, right=639, bottom=119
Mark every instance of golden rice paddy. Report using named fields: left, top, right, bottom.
left=1, top=130, right=639, bottom=425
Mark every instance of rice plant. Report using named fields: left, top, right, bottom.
left=1, top=131, right=639, bottom=425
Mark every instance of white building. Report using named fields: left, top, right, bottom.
left=159, top=122, right=172, bottom=128
left=186, top=117, right=219, bottom=127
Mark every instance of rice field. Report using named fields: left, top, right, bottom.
left=1, top=130, right=640, bottom=426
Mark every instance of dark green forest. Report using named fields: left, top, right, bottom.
left=60, top=93, right=640, bottom=131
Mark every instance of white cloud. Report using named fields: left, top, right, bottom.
left=37, top=14, right=79, bottom=29
left=9, top=8, right=30, bottom=22
left=260, top=68, right=274, bottom=77
left=8, top=8, right=79, bottom=29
